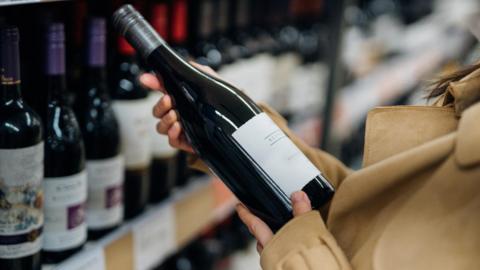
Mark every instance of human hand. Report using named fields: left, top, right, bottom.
left=139, top=62, right=218, bottom=153
left=236, top=191, right=312, bottom=253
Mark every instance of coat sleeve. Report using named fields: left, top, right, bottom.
left=188, top=103, right=352, bottom=190
left=260, top=211, right=352, bottom=270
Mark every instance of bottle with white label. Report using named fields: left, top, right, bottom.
left=114, top=5, right=335, bottom=231
left=0, top=26, right=44, bottom=270
left=145, top=2, right=178, bottom=202
left=42, top=23, right=87, bottom=264
left=112, top=26, right=152, bottom=220
left=75, top=18, right=124, bottom=240
left=148, top=92, right=178, bottom=203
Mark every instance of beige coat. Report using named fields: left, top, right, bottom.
left=191, top=70, right=480, bottom=269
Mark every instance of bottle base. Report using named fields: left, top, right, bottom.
left=0, top=253, right=41, bottom=270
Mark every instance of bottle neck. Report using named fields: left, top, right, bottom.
left=47, top=74, right=67, bottom=104
left=86, top=65, right=108, bottom=96
left=0, top=83, right=22, bottom=103
left=1, top=32, right=22, bottom=103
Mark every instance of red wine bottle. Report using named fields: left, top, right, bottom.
left=190, top=0, right=222, bottom=69
left=169, top=0, right=197, bottom=188
left=0, top=26, right=43, bottom=270
left=113, top=5, right=334, bottom=230
left=112, top=28, right=151, bottom=220
left=42, top=23, right=87, bottom=264
left=147, top=2, right=179, bottom=202
left=76, top=18, right=124, bottom=240
left=170, top=0, right=190, bottom=58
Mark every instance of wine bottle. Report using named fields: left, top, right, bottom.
left=113, top=5, right=335, bottom=230
left=112, top=27, right=151, bottom=220
left=147, top=3, right=178, bottom=203
left=269, top=0, right=302, bottom=118
left=147, top=93, right=178, bottom=203
left=169, top=0, right=195, bottom=188
left=190, top=0, right=222, bottom=69
left=286, top=1, right=327, bottom=117
left=169, top=0, right=190, bottom=58
left=76, top=18, right=124, bottom=240
left=0, top=26, right=43, bottom=270
left=42, top=23, right=87, bottom=264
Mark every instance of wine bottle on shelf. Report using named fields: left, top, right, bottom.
left=76, top=18, right=124, bottom=240
left=148, top=110, right=178, bottom=202
left=189, top=0, right=222, bottom=70
left=268, top=0, right=302, bottom=118
left=113, top=5, right=335, bottom=231
left=42, top=23, right=87, bottom=264
left=286, top=0, right=327, bottom=118
left=147, top=2, right=179, bottom=202
left=112, top=32, right=151, bottom=220
left=169, top=0, right=190, bottom=58
left=0, top=26, right=43, bottom=270
left=216, top=0, right=254, bottom=94
left=242, top=0, right=276, bottom=105
left=169, top=0, right=200, bottom=187
left=213, top=0, right=234, bottom=66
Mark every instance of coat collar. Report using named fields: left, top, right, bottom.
left=439, top=67, right=480, bottom=116
left=363, top=106, right=458, bottom=167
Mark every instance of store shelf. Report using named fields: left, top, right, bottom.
left=331, top=24, right=474, bottom=142
left=54, top=177, right=237, bottom=270
left=0, top=0, right=68, bottom=7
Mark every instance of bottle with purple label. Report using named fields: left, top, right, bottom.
left=112, top=20, right=152, bottom=220
left=75, top=18, right=124, bottom=241
left=42, top=23, right=87, bottom=264
left=0, top=26, right=44, bottom=270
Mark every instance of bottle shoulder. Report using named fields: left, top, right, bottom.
left=45, top=103, right=83, bottom=144
left=0, top=101, right=43, bottom=148
left=113, top=61, right=149, bottom=100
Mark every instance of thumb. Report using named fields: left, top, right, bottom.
left=291, top=191, right=312, bottom=217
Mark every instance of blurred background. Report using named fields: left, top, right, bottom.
left=0, top=0, right=479, bottom=269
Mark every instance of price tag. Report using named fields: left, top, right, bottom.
left=133, top=205, right=176, bottom=270
left=55, top=247, right=106, bottom=270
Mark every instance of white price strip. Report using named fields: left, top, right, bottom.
left=55, top=247, right=106, bottom=270
left=133, top=205, right=176, bottom=270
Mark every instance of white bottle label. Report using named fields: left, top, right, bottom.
left=0, top=143, right=44, bottom=259
left=86, top=155, right=124, bottom=230
left=232, top=113, right=321, bottom=198
left=113, top=99, right=152, bottom=168
left=43, top=171, right=87, bottom=251
left=147, top=93, right=177, bottom=158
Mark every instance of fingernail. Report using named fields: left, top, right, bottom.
left=291, top=191, right=305, bottom=203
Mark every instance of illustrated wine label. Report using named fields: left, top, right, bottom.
left=0, top=143, right=44, bottom=259
left=86, top=155, right=124, bottom=229
left=232, top=113, right=321, bottom=198
left=113, top=99, right=152, bottom=168
left=148, top=93, right=177, bottom=158
left=43, top=171, right=87, bottom=251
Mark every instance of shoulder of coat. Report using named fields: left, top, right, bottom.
left=455, top=102, right=480, bottom=167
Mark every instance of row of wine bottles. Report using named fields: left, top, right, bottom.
left=0, top=16, right=189, bottom=270
left=0, top=0, right=328, bottom=269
